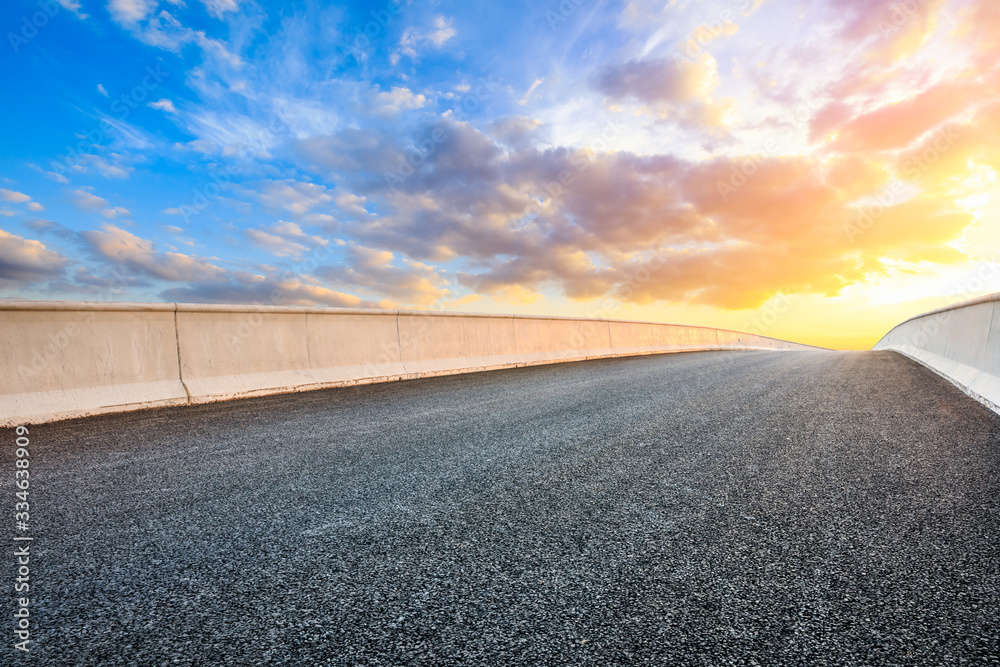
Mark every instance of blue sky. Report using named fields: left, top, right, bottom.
left=2, top=0, right=999, bottom=348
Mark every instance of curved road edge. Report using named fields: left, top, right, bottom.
left=873, top=292, right=1000, bottom=414
left=0, top=300, right=824, bottom=426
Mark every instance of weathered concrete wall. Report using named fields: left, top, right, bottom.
left=0, top=303, right=187, bottom=424
left=397, top=312, right=518, bottom=377
left=175, top=305, right=406, bottom=404
left=873, top=293, right=1000, bottom=413
left=0, top=301, right=820, bottom=425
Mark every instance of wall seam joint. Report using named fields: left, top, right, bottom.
left=173, top=304, right=191, bottom=404
left=511, top=315, right=518, bottom=356
left=395, top=311, right=408, bottom=375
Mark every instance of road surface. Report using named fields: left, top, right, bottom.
left=5, top=350, right=1000, bottom=665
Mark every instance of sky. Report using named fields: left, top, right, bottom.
left=1, top=0, right=999, bottom=349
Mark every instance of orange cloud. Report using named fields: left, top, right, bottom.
left=824, top=155, right=891, bottom=199
left=355, top=119, right=978, bottom=310
left=832, top=0, right=950, bottom=63
left=895, top=101, right=1000, bottom=190
left=830, top=81, right=981, bottom=152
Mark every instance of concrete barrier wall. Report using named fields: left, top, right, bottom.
left=398, top=312, right=517, bottom=377
left=176, top=305, right=406, bottom=404
left=512, top=316, right=616, bottom=364
left=0, top=301, right=819, bottom=425
left=873, top=293, right=1000, bottom=412
left=650, top=323, right=716, bottom=351
left=0, top=303, right=188, bottom=424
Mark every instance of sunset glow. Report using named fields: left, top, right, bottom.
left=2, top=0, right=1000, bottom=348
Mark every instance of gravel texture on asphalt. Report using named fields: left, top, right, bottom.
left=3, top=350, right=1000, bottom=666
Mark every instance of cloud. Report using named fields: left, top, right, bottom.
left=372, top=87, right=427, bottom=115
left=0, top=187, right=42, bottom=214
left=148, top=98, right=177, bottom=113
left=331, top=191, right=370, bottom=221
left=107, top=0, right=243, bottom=60
left=594, top=56, right=717, bottom=105
left=27, top=218, right=76, bottom=240
left=427, top=15, right=457, bottom=46
left=246, top=229, right=309, bottom=258
left=77, top=224, right=367, bottom=308
left=102, top=206, right=131, bottom=219
left=490, top=116, right=544, bottom=149
left=202, top=0, right=240, bottom=19
left=0, top=230, right=70, bottom=286
left=828, top=81, right=982, bottom=153
left=245, top=221, right=328, bottom=258
left=316, top=244, right=450, bottom=306
left=831, top=0, right=950, bottom=63
left=13, top=0, right=995, bottom=320
left=893, top=101, right=1000, bottom=192
left=160, top=274, right=366, bottom=308
left=89, top=155, right=131, bottom=179
left=958, top=1, right=1000, bottom=58
left=56, top=0, right=88, bottom=18
left=618, top=0, right=674, bottom=31
left=592, top=55, right=731, bottom=130
left=107, top=0, right=158, bottom=25
left=54, top=152, right=133, bottom=180
left=251, top=180, right=334, bottom=217
left=271, top=221, right=328, bottom=243
left=458, top=251, right=610, bottom=303
left=295, top=128, right=403, bottom=178
left=295, top=117, right=976, bottom=310
left=809, top=101, right=854, bottom=143
left=80, top=224, right=227, bottom=282
left=395, top=15, right=457, bottom=62
left=518, top=78, right=544, bottom=106
left=0, top=189, right=31, bottom=204
left=70, top=188, right=110, bottom=211
left=97, top=83, right=108, bottom=96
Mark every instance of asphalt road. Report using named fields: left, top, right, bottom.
left=4, top=350, right=1000, bottom=665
